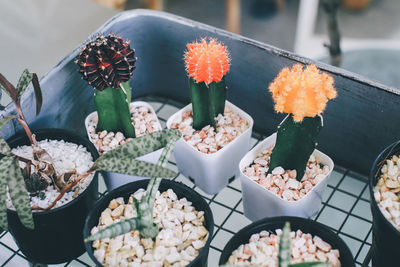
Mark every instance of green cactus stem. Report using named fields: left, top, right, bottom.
left=94, top=81, right=135, bottom=138
left=190, top=77, right=227, bottom=130
left=268, top=115, right=322, bottom=181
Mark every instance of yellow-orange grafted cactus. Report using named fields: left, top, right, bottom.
left=269, top=64, right=337, bottom=122
left=185, top=38, right=230, bottom=84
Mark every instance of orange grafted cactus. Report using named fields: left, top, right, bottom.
left=269, top=64, right=337, bottom=122
left=185, top=38, right=230, bottom=84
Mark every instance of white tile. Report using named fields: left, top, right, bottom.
left=147, top=101, right=163, bottom=112
left=316, top=206, right=347, bottom=230
left=157, top=105, right=180, bottom=120
left=361, top=188, right=370, bottom=201
left=236, top=200, right=244, bottom=213
left=328, top=191, right=357, bottom=212
left=352, top=200, right=372, bottom=221
left=98, top=174, right=107, bottom=194
left=223, top=212, right=251, bottom=233
left=214, top=187, right=242, bottom=208
left=356, top=244, right=371, bottom=264
left=5, top=254, right=29, bottom=267
left=77, top=252, right=93, bottom=265
left=322, top=186, right=334, bottom=202
left=211, top=229, right=233, bottom=250
left=207, top=248, right=221, bottom=267
left=328, top=169, right=344, bottom=187
left=194, top=186, right=214, bottom=199
left=338, top=234, right=360, bottom=258
left=0, top=233, right=19, bottom=251
left=339, top=176, right=366, bottom=196
left=0, top=247, right=14, bottom=265
left=174, top=174, right=195, bottom=188
left=229, top=178, right=242, bottom=190
left=342, top=216, right=371, bottom=240
left=66, top=260, right=90, bottom=266
left=210, top=202, right=231, bottom=226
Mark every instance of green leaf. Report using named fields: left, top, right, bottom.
left=16, top=69, right=33, bottom=102
left=0, top=156, right=14, bottom=230
left=31, top=73, right=43, bottom=115
left=289, top=262, right=331, bottom=267
left=0, top=115, right=17, bottom=156
left=7, top=158, right=34, bottom=229
left=95, top=156, right=178, bottom=178
left=279, top=222, right=292, bottom=267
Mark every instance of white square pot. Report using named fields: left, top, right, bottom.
left=85, top=101, right=163, bottom=191
left=166, top=101, right=254, bottom=195
left=239, top=133, right=334, bottom=221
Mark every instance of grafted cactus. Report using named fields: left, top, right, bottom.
left=268, top=64, right=337, bottom=181
left=184, top=38, right=231, bottom=130
left=76, top=33, right=137, bottom=138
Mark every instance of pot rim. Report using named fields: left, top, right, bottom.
left=239, top=133, right=334, bottom=205
left=83, top=179, right=214, bottom=267
left=369, top=139, right=400, bottom=237
left=166, top=100, right=254, bottom=158
left=219, top=215, right=354, bottom=266
left=6, top=128, right=99, bottom=216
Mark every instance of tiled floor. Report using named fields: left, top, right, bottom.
left=0, top=98, right=373, bottom=267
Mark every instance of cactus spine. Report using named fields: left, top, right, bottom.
left=185, top=38, right=230, bottom=130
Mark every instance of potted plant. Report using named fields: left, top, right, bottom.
left=369, top=140, right=400, bottom=266
left=239, top=64, right=336, bottom=221
left=83, top=129, right=214, bottom=266
left=76, top=33, right=163, bottom=191
left=167, top=37, right=254, bottom=195
left=0, top=70, right=177, bottom=264
left=219, top=216, right=355, bottom=267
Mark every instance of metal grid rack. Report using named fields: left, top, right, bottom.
left=0, top=97, right=373, bottom=267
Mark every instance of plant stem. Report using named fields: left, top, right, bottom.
left=321, top=0, right=342, bottom=67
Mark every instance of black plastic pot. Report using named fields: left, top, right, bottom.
left=219, top=216, right=355, bottom=267
left=6, top=128, right=99, bottom=264
left=84, top=179, right=214, bottom=267
left=369, top=140, right=400, bottom=267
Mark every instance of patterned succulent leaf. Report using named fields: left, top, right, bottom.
left=97, top=129, right=181, bottom=161
left=0, top=73, right=17, bottom=102
left=16, top=69, right=33, bottom=101
left=7, top=158, right=34, bottom=229
left=279, top=222, right=292, bottom=267
left=85, top=217, right=140, bottom=242
left=0, top=115, right=17, bottom=156
left=288, top=262, right=331, bottom=267
left=0, top=156, right=14, bottom=230
left=94, top=157, right=177, bottom=178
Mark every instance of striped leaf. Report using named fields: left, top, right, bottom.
left=95, top=157, right=177, bottom=178
left=16, top=69, right=33, bottom=101
left=279, top=222, right=292, bottom=267
left=7, top=158, right=34, bottom=229
left=0, top=115, right=17, bottom=156
left=0, top=156, right=13, bottom=230
left=15, top=70, right=43, bottom=115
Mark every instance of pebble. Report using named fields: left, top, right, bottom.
left=243, top=147, right=330, bottom=201
left=228, top=229, right=340, bottom=267
left=374, top=154, right=400, bottom=231
left=92, top=189, right=209, bottom=266
left=170, top=107, right=249, bottom=154
left=87, top=104, right=162, bottom=155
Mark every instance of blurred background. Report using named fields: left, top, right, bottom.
left=1, top=0, right=399, bottom=105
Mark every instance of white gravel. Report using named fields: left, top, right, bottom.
left=228, top=228, right=341, bottom=267
left=374, top=154, right=400, bottom=231
left=170, top=107, right=249, bottom=154
left=243, top=147, right=330, bottom=201
left=91, top=188, right=209, bottom=266
left=8, top=139, right=94, bottom=211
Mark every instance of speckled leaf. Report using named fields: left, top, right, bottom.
left=288, top=263, right=331, bottom=267
left=98, top=129, right=181, bottom=161
left=279, top=222, right=292, bottom=267
left=31, top=73, right=43, bottom=115
left=7, top=158, right=34, bottom=229
left=0, top=156, right=13, bottom=230
left=0, top=116, right=17, bottom=156
left=16, top=69, right=33, bottom=101
left=95, top=156, right=177, bottom=178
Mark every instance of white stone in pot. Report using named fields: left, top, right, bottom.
left=166, top=101, right=254, bottom=195
left=239, top=133, right=334, bottom=221
left=85, top=101, right=163, bottom=191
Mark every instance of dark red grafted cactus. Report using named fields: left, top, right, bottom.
left=75, top=33, right=136, bottom=91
